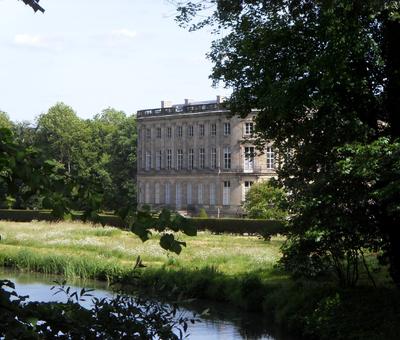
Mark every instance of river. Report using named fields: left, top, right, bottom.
left=0, top=268, right=296, bottom=339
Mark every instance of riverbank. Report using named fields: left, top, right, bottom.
left=0, top=221, right=399, bottom=339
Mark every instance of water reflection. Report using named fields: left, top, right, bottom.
left=0, top=268, right=295, bottom=339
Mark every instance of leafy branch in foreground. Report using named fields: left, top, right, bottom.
left=131, top=207, right=197, bottom=255
left=1, top=279, right=196, bottom=339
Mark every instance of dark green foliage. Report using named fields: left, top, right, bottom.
left=176, top=1, right=400, bottom=287
left=0, top=279, right=193, bottom=339
left=0, top=209, right=125, bottom=227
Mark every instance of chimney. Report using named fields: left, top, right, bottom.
left=216, top=95, right=225, bottom=103
left=161, top=100, right=172, bottom=108
left=184, top=98, right=194, bottom=105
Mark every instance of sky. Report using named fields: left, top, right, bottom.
left=0, top=0, right=230, bottom=122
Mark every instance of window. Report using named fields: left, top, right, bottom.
left=245, top=122, right=254, bottom=135
left=211, top=148, right=217, bottom=169
left=188, top=125, right=194, bottom=137
left=243, top=181, right=254, bottom=200
left=176, top=183, right=182, bottom=209
left=223, top=122, right=231, bottom=136
left=165, top=183, right=171, bottom=204
left=223, top=147, right=231, bottom=169
left=210, top=123, right=217, bottom=136
left=198, top=183, right=203, bottom=204
left=199, top=124, right=205, bottom=137
left=145, top=152, right=151, bottom=170
left=167, top=127, right=172, bottom=138
left=156, top=127, right=162, bottom=138
left=209, top=183, right=216, bottom=206
left=177, top=126, right=183, bottom=138
left=266, top=147, right=275, bottom=169
left=177, top=149, right=183, bottom=170
left=156, top=150, right=162, bottom=170
left=244, top=146, right=255, bottom=172
left=167, top=149, right=172, bottom=170
left=187, top=183, right=192, bottom=205
left=199, top=148, right=205, bottom=169
left=138, top=153, right=142, bottom=169
left=188, top=149, right=194, bottom=169
left=145, top=182, right=150, bottom=203
left=223, top=181, right=230, bottom=205
left=155, top=183, right=160, bottom=204
left=146, top=128, right=151, bottom=139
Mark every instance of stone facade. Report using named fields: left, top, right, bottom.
left=136, top=98, right=277, bottom=217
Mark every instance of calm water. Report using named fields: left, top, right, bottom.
left=0, top=268, right=295, bottom=340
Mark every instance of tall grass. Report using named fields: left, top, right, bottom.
left=0, top=221, right=283, bottom=278
left=1, top=221, right=399, bottom=339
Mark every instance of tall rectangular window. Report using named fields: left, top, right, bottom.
left=210, top=123, right=217, bottom=136
left=223, top=181, right=230, bottom=205
left=187, top=183, right=192, bottom=205
left=245, top=122, right=254, bottom=135
left=244, top=146, right=255, bottom=172
left=266, top=147, right=275, bottom=169
left=176, top=183, right=181, bottom=209
left=188, top=149, right=194, bottom=169
left=177, top=126, right=183, bottom=138
left=199, top=148, right=205, bottom=169
left=209, top=183, right=216, bottom=206
left=199, top=124, right=205, bottom=137
left=145, top=152, right=151, bottom=170
left=243, top=181, right=254, bottom=200
left=146, top=128, right=151, bottom=139
left=156, top=127, right=162, bottom=138
left=167, top=127, right=172, bottom=138
left=177, top=149, right=183, bottom=170
left=211, top=148, right=217, bottom=169
left=156, top=150, right=162, bottom=170
left=223, top=147, right=231, bottom=169
left=188, top=125, right=194, bottom=137
left=223, top=122, right=231, bottom=136
left=145, top=183, right=150, bottom=203
left=165, top=183, right=170, bottom=204
left=167, top=149, right=172, bottom=170
left=155, top=183, right=160, bottom=204
left=198, top=184, right=203, bottom=204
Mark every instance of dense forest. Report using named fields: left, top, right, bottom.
left=0, top=103, right=137, bottom=217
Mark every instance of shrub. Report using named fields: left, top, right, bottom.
left=198, top=208, right=208, bottom=218
left=190, top=217, right=284, bottom=237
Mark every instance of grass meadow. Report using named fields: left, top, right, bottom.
left=1, top=220, right=399, bottom=339
left=0, top=220, right=284, bottom=281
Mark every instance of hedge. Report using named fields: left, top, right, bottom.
left=190, top=217, right=285, bottom=237
left=0, top=209, right=125, bottom=228
left=0, top=210, right=285, bottom=237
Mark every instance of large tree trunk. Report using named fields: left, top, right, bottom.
left=383, top=15, right=400, bottom=139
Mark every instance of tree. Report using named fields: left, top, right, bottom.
left=176, top=1, right=400, bottom=286
left=36, top=102, right=87, bottom=175
left=0, top=111, right=13, bottom=130
left=243, top=181, right=287, bottom=220
left=89, top=108, right=137, bottom=215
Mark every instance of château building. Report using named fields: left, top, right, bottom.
left=136, top=97, right=277, bottom=216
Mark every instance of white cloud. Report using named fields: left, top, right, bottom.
left=13, top=33, right=65, bottom=50
left=14, top=34, right=46, bottom=47
left=111, top=29, right=137, bottom=39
